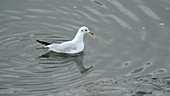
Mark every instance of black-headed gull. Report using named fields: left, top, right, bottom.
left=37, top=26, right=94, bottom=54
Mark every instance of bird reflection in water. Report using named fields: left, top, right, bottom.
left=39, top=51, right=93, bottom=75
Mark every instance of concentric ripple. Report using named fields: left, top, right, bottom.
left=0, top=0, right=170, bottom=96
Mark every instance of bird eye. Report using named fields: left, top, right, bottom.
left=85, top=29, right=87, bottom=31
left=81, top=30, right=83, bottom=32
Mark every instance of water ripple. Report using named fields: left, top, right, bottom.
left=75, top=10, right=99, bottom=23
left=139, top=5, right=161, bottom=20
left=91, top=0, right=109, bottom=9
left=0, top=0, right=170, bottom=96
left=108, top=0, right=140, bottom=22
left=107, top=14, right=132, bottom=29
left=26, top=8, right=55, bottom=14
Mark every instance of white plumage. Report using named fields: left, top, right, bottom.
left=37, top=26, right=94, bottom=54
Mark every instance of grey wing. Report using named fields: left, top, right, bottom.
left=61, top=42, right=77, bottom=51
left=48, top=42, right=77, bottom=52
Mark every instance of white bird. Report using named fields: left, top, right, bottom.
left=36, top=26, right=94, bottom=54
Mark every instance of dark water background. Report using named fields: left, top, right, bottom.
left=0, top=0, right=170, bottom=96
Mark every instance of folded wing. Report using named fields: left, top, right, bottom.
left=47, top=41, right=77, bottom=53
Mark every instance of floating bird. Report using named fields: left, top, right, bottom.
left=36, top=26, right=94, bottom=54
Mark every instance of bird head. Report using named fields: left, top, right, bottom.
left=78, top=26, right=94, bottom=37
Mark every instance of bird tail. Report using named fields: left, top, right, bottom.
left=36, top=40, right=51, bottom=46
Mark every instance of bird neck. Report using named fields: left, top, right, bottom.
left=72, top=31, right=85, bottom=43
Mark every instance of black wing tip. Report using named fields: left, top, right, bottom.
left=36, top=40, right=51, bottom=46
left=36, top=40, right=40, bottom=42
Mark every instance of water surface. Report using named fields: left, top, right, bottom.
left=0, top=0, right=170, bottom=96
